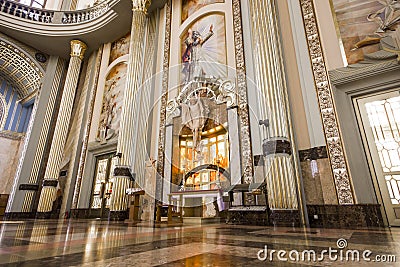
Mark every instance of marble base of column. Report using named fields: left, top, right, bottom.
left=108, top=210, right=129, bottom=221
left=269, top=209, right=300, bottom=227
left=37, top=182, right=58, bottom=213
left=108, top=166, right=133, bottom=220
left=36, top=211, right=59, bottom=219
left=3, top=212, right=36, bottom=220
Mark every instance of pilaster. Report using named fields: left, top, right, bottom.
left=36, top=40, right=87, bottom=216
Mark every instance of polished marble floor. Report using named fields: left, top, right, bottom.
left=0, top=219, right=400, bottom=266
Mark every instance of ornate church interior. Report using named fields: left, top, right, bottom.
left=0, top=0, right=400, bottom=265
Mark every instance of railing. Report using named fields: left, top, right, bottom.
left=0, top=0, right=110, bottom=24
left=0, top=0, right=54, bottom=23
left=61, top=2, right=109, bottom=24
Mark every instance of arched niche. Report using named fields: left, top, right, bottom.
left=163, top=78, right=239, bottom=200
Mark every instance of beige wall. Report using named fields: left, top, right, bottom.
left=0, top=135, right=24, bottom=194
left=313, top=0, right=346, bottom=70
left=276, top=0, right=311, bottom=150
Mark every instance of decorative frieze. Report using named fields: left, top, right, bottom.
left=156, top=0, right=172, bottom=200
left=232, top=0, right=253, bottom=184
left=299, top=0, right=354, bottom=204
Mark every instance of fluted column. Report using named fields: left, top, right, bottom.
left=37, top=40, right=87, bottom=215
left=248, top=0, right=304, bottom=225
left=108, top=0, right=150, bottom=220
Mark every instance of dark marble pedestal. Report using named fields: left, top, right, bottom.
left=108, top=210, right=129, bottom=221
left=307, top=204, right=384, bottom=228
left=36, top=211, right=59, bottom=219
left=226, top=206, right=268, bottom=226
left=269, top=209, right=300, bottom=227
left=3, top=212, right=36, bottom=220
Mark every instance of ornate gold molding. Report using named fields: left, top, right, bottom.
left=156, top=0, right=171, bottom=201
left=299, top=0, right=354, bottom=204
left=132, top=0, right=151, bottom=13
left=232, top=0, right=254, bottom=184
left=70, top=40, right=87, bottom=59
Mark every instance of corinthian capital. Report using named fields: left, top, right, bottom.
left=70, top=40, right=87, bottom=60
left=132, top=0, right=151, bottom=14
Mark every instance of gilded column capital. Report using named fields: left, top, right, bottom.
left=132, top=0, right=150, bottom=14
left=70, top=40, right=87, bottom=60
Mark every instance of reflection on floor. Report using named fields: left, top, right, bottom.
left=0, top=219, right=399, bottom=266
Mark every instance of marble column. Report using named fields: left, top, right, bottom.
left=36, top=40, right=87, bottom=215
left=108, top=0, right=150, bottom=220
left=248, top=0, right=304, bottom=225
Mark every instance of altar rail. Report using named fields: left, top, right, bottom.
left=0, top=0, right=111, bottom=24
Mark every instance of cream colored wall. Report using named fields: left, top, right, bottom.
left=45, top=0, right=63, bottom=10
left=0, top=136, right=24, bottom=194
left=313, top=0, right=346, bottom=70
left=276, top=0, right=311, bottom=150
left=149, top=6, right=166, bottom=161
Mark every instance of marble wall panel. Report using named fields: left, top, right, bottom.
left=0, top=134, right=24, bottom=194
left=299, top=146, right=338, bottom=205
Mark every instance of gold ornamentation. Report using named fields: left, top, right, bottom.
left=156, top=0, right=172, bottom=182
left=299, top=0, right=354, bottom=204
left=0, top=40, right=43, bottom=98
left=70, top=40, right=87, bottom=59
left=232, top=0, right=254, bottom=184
left=132, top=0, right=151, bottom=13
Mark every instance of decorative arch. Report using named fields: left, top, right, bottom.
left=179, top=10, right=226, bottom=39
left=0, top=39, right=44, bottom=99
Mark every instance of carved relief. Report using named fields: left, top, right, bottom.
left=232, top=0, right=253, bottom=184
left=156, top=0, right=172, bottom=184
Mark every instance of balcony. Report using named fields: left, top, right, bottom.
left=0, top=0, right=166, bottom=57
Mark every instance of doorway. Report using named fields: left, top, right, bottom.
left=90, top=153, right=118, bottom=219
left=355, top=90, right=400, bottom=226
